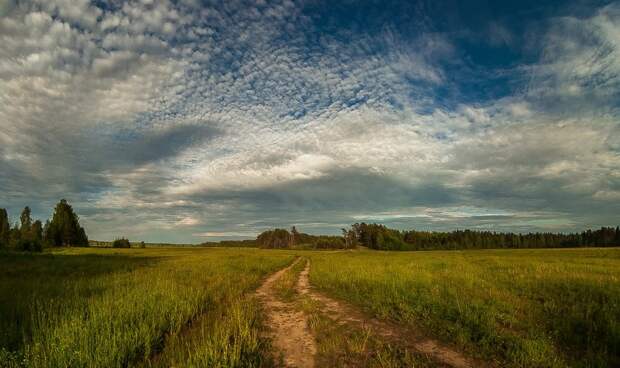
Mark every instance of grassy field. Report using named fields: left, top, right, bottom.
left=0, top=247, right=295, bottom=367
left=1, top=247, right=618, bottom=367
left=308, top=248, right=620, bottom=367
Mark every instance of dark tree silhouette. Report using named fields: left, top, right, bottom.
left=112, top=238, right=131, bottom=248
left=46, top=199, right=88, bottom=247
left=0, top=209, right=9, bottom=248
left=20, top=206, right=32, bottom=238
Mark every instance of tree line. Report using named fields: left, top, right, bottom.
left=347, top=223, right=620, bottom=251
left=256, top=226, right=352, bottom=249
left=0, top=199, right=88, bottom=251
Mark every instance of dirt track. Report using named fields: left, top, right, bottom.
left=257, top=258, right=480, bottom=368
left=255, top=258, right=316, bottom=367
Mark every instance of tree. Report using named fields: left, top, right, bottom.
left=257, top=228, right=291, bottom=248
left=0, top=209, right=9, bottom=248
left=112, top=238, right=130, bottom=248
left=20, top=206, right=32, bottom=238
left=9, top=222, right=20, bottom=249
left=18, top=219, right=43, bottom=252
left=31, top=220, right=43, bottom=244
left=290, top=226, right=299, bottom=246
left=342, top=228, right=357, bottom=249
left=42, top=220, right=50, bottom=246
left=47, top=199, right=88, bottom=246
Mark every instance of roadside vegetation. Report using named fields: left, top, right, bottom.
left=308, top=248, right=620, bottom=367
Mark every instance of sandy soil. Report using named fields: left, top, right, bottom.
left=255, top=258, right=317, bottom=368
left=296, top=260, right=478, bottom=368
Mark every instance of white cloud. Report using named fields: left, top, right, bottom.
left=529, top=3, right=620, bottom=100
left=0, top=0, right=618, bottom=241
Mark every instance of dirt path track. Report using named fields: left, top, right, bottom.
left=296, top=260, right=477, bottom=368
left=255, top=258, right=316, bottom=368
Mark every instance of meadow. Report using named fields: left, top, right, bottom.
left=308, top=248, right=620, bottom=367
left=0, top=247, right=618, bottom=367
left=0, top=247, right=295, bottom=367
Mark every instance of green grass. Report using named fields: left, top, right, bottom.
left=299, top=292, right=435, bottom=368
left=2, top=246, right=618, bottom=367
left=307, top=248, right=620, bottom=367
left=272, top=257, right=305, bottom=301
left=272, top=257, right=434, bottom=367
left=0, top=247, right=295, bottom=368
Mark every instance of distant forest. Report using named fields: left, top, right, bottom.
left=0, top=199, right=88, bottom=251
left=202, top=227, right=351, bottom=249
left=2, top=201, right=618, bottom=252
left=219, top=223, right=620, bottom=251
left=346, top=223, right=620, bottom=251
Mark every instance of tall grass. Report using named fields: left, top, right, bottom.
left=0, top=248, right=294, bottom=367
left=308, top=248, right=620, bottom=367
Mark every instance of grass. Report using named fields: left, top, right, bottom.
left=272, top=257, right=305, bottom=301
left=1, top=246, right=618, bottom=367
left=272, top=257, right=434, bottom=367
left=299, top=292, right=434, bottom=368
left=0, top=247, right=295, bottom=368
left=307, top=247, right=620, bottom=367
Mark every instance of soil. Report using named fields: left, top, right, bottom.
left=255, top=258, right=317, bottom=368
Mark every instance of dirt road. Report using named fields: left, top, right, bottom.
left=255, top=258, right=317, bottom=367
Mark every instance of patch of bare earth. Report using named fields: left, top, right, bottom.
left=255, top=258, right=317, bottom=368
left=296, top=260, right=481, bottom=368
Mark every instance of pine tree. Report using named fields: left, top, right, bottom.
left=20, top=206, right=32, bottom=239
left=47, top=199, right=89, bottom=247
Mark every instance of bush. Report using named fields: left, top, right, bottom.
left=112, top=238, right=131, bottom=248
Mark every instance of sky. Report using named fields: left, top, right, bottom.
left=1, top=0, right=619, bottom=242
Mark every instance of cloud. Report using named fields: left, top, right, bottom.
left=526, top=3, right=620, bottom=111
left=0, top=0, right=618, bottom=241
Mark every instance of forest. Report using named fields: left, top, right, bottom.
left=250, top=224, right=620, bottom=250
left=255, top=227, right=350, bottom=249
left=348, top=222, right=620, bottom=250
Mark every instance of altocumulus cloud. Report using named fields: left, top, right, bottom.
left=0, top=0, right=618, bottom=242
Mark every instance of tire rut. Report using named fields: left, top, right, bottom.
left=296, top=260, right=481, bottom=368
left=255, top=258, right=317, bottom=368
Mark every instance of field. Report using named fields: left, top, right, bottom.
left=308, top=248, right=620, bottom=367
left=0, top=247, right=618, bottom=367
